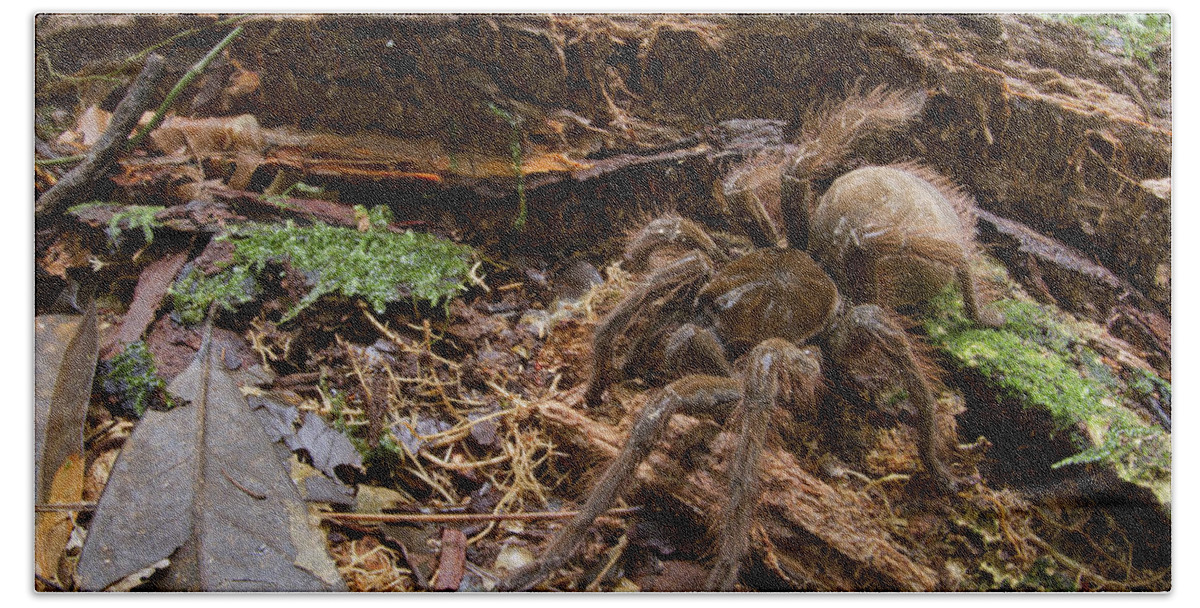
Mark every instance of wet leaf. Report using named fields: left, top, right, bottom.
left=76, top=320, right=345, bottom=591
left=105, top=250, right=190, bottom=356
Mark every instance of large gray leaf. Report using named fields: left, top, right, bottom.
left=76, top=321, right=345, bottom=591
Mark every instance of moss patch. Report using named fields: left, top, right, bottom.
left=170, top=206, right=474, bottom=324
left=68, top=202, right=166, bottom=247
left=96, top=341, right=173, bottom=417
left=1048, top=13, right=1170, bottom=68
left=925, top=289, right=1170, bottom=505
left=171, top=263, right=259, bottom=325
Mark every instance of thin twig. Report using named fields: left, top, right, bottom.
left=420, top=448, right=511, bottom=471
left=126, top=25, right=245, bottom=150
left=35, top=502, right=97, bottom=513
left=322, top=506, right=640, bottom=525
left=35, top=54, right=165, bottom=220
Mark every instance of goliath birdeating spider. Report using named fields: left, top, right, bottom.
left=500, top=88, right=998, bottom=591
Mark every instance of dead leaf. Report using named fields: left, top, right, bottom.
left=379, top=524, right=438, bottom=589
left=77, top=105, right=112, bottom=147
left=35, top=454, right=85, bottom=586
left=33, top=302, right=97, bottom=587
left=76, top=319, right=345, bottom=591
left=285, top=412, right=364, bottom=482
left=104, top=250, right=190, bottom=357
left=40, top=233, right=92, bottom=281
left=34, top=302, right=98, bottom=504
left=225, top=62, right=260, bottom=99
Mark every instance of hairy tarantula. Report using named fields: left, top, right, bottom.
left=499, top=90, right=998, bottom=591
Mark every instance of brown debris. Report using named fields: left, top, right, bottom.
left=432, top=527, right=468, bottom=591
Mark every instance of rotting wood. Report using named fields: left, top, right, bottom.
left=531, top=385, right=940, bottom=592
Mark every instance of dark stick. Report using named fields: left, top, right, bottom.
left=35, top=54, right=166, bottom=221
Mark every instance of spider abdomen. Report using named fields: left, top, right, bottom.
left=810, top=165, right=973, bottom=308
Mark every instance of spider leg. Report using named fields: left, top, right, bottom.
left=498, top=375, right=743, bottom=591
left=585, top=253, right=713, bottom=407
left=722, top=169, right=783, bottom=249
left=955, top=264, right=1004, bottom=327
left=664, top=323, right=732, bottom=378
left=706, top=338, right=822, bottom=590
left=828, top=304, right=963, bottom=493
left=883, top=233, right=1004, bottom=328
left=624, top=216, right=728, bottom=271
left=779, top=168, right=812, bottom=251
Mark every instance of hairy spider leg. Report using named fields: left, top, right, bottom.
left=498, top=374, right=743, bottom=591
left=779, top=166, right=811, bottom=251
left=586, top=253, right=713, bottom=407
left=624, top=216, right=728, bottom=271
left=663, top=323, right=732, bottom=378
left=721, top=162, right=784, bottom=249
left=706, top=338, right=822, bottom=590
left=827, top=304, right=963, bottom=493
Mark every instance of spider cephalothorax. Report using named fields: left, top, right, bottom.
left=499, top=89, right=997, bottom=591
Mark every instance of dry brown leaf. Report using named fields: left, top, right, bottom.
left=40, top=234, right=92, bottom=280
left=35, top=453, right=85, bottom=586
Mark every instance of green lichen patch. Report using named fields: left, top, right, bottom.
left=1048, top=13, right=1170, bottom=68
left=170, top=206, right=474, bottom=324
left=96, top=341, right=173, bottom=417
left=925, top=288, right=1170, bottom=505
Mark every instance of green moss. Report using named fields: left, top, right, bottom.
left=941, top=327, right=1107, bottom=428
left=170, top=206, right=474, bottom=324
left=97, top=341, right=172, bottom=417
left=992, top=300, right=1075, bottom=355
left=1048, top=13, right=1170, bottom=68
left=488, top=103, right=528, bottom=230
left=925, top=287, right=1170, bottom=504
left=68, top=202, right=166, bottom=247
left=170, top=263, right=259, bottom=325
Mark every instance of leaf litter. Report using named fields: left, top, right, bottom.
left=76, top=316, right=345, bottom=591
left=34, top=301, right=98, bottom=588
